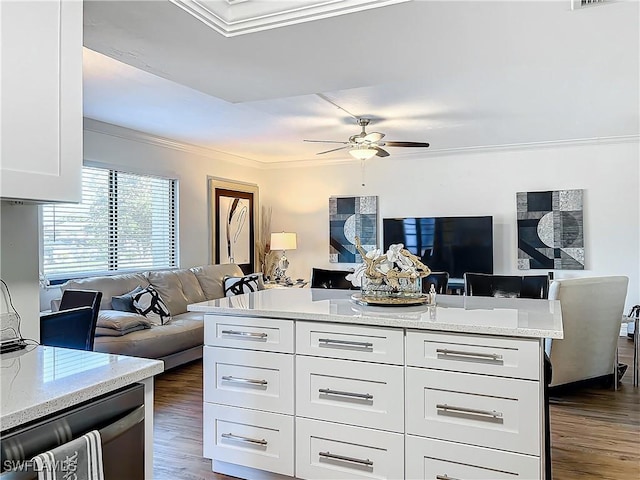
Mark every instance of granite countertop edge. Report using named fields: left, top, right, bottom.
left=1, top=360, right=163, bottom=432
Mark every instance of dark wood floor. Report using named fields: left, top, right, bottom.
left=153, top=337, right=640, bottom=479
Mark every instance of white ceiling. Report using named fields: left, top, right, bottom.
left=82, top=0, right=640, bottom=165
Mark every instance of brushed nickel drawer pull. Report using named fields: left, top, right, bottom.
left=436, top=348, right=503, bottom=361
left=318, top=338, right=373, bottom=348
left=221, top=432, right=267, bottom=446
left=436, top=475, right=461, bottom=480
left=436, top=403, right=503, bottom=418
left=221, top=330, right=268, bottom=339
left=221, top=375, right=268, bottom=386
left=318, top=388, right=374, bottom=400
left=319, top=451, right=373, bottom=466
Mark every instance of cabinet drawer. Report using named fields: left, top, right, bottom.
left=296, top=418, right=404, bottom=480
left=406, top=435, right=540, bottom=480
left=296, top=356, right=404, bottom=433
left=406, top=330, right=540, bottom=380
left=296, top=321, right=404, bottom=364
left=204, top=347, right=294, bottom=414
left=203, top=403, right=294, bottom=477
left=406, top=368, right=541, bottom=455
left=205, top=314, right=294, bottom=353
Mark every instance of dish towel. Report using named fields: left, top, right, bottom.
left=32, top=430, right=104, bottom=480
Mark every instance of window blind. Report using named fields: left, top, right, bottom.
left=42, top=166, right=177, bottom=279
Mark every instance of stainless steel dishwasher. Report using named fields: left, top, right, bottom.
left=1, top=383, right=145, bottom=480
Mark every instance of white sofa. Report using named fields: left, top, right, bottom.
left=59, top=264, right=243, bottom=369
left=546, top=276, right=629, bottom=387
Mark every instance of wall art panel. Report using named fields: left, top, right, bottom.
left=517, top=189, right=584, bottom=270
left=329, top=196, right=377, bottom=263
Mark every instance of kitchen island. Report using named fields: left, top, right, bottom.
left=1, top=345, right=163, bottom=478
left=190, top=289, right=563, bottom=480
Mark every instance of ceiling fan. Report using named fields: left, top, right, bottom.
left=304, top=118, right=430, bottom=160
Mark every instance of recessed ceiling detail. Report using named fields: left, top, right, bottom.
left=169, top=0, right=411, bottom=37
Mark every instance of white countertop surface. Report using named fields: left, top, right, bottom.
left=0, top=346, right=164, bottom=431
left=189, top=289, right=563, bottom=339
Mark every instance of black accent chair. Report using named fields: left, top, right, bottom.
left=40, top=306, right=98, bottom=351
left=422, top=272, right=449, bottom=295
left=463, top=272, right=552, bottom=479
left=463, top=273, right=549, bottom=299
left=310, top=268, right=358, bottom=290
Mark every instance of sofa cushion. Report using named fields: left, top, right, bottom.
left=111, top=286, right=144, bottom=312
left=95, top=325, right=148, bottom=337
left=97, top=310, right=151, bottom=330
left=147, top=270, right=190, bottom=316
left=62, top=273, right=150, bottom=310
left=93, top=315, right=203, bottom=359
left=133, top=286, right=172, bottom=325
left=191, top=264, right=244, bottom=300
left=224, top=273, right=265, bottom=296
left=174, top=269, right=207, bottom=305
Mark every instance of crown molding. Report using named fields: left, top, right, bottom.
left=83, top=118, right=639, bottom=170
left=83, top=118, right=265, bottom=169
left=261, top=134, right=640, bottom=167
left=169, top=0, right=410, bottom=37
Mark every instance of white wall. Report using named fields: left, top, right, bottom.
left=262, top=140, right=640, bottom=311
left=1, top=202, right=40, bottom=341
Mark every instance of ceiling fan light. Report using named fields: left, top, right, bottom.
left=349, top=147, right=377, bottom=160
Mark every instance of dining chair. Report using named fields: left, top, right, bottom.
left=310, top=268, right=358, bottom=290
left=46, top=289, right=103, bottom=351
left=422, top=272, right=449, bottom=295
left=40, top=306, right=97, bottom=351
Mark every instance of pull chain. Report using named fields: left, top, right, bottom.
left=360, top=160, right=366, bottom=187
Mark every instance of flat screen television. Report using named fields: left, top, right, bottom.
left=383, top=216, right=493, bottom=279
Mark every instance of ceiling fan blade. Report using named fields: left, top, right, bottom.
left=317, top=146, right=349, bottom=155
left=374, top=147, right=390, bottom=157
left=364, top=132, right=385, bottom=142
left=304, top=139, right=349, bottom=144
left=384, top=141, right=430, bottom=148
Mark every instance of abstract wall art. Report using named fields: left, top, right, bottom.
left=209, top=177, right=259, bottom=274
left=516, top=189, right=584, bottom=270
left=329, top=196, right=377, bottom=263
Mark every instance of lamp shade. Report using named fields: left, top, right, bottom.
left=270, top=232, right=297, bottom=251
left=349, top=147, right=377, bottom=160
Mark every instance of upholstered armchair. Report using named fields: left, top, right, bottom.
left=546, top=276, right=629, bottom=388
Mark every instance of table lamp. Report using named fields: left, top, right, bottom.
left=270, top=232, right=297, bottom=281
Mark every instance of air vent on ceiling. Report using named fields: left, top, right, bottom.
left=571, top=0, right=610, bottom=9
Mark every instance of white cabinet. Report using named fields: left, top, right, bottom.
left=406, top=435, right=540, bottom=480
left=296, top=417, right=404, bottom=480
left=204, top=403, right=294, bottom=477
left=203, top=346, right=294, bottom=415
left=406, top=367, right=540, bottom=455
left=296, top=321, right=404, bottom=364
left=0, top=0, right=82, bottom=203
left=203, top=316, right=546, bottom=479
left=296, top=356, right=404, bottom=433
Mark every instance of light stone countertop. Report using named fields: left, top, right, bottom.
left=189, top=288, right=563, bottom=339
left=0, top=346, right=164, bottom=431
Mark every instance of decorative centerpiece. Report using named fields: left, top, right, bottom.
left=347, top=236, right=431, bottom=306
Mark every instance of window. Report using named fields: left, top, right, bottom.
left=42, top=166, right=177, bottom=279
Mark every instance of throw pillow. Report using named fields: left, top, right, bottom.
left=111, top=285, right=144, bottom=312
left=224, top=273, right=265, bottom=297
left=132, top=286, right=172, bottom=325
